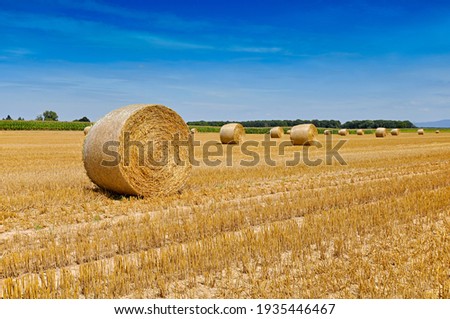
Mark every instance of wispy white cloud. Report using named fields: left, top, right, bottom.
left=229, top=46, right=283, bottom=53
left=0, top=11, right=287, bottom=55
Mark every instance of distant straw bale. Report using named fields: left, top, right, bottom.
left=220, top=123, right=245, bottom=144
left=270, top=126, right=284, bottom=138
left=290, top=124, right=318, bottom=145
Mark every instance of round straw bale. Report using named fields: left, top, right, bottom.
left=290, top=124, right=318, bottom=145
left=83, top=104, right=191, bottom=197
left=356, top=129, right=364, bottom=135
left=83, top=125, right=92, bottom=136
left=324, top=129, right=331, bottom=135
left=418, top=129, right=424, bottom=135
left=287, top=129, right=291, bottom=134
left=338, top=129, right=348, bottom=136
left=220, top=123, right=245, bottom=144
left=375, top=127, right=387, bottom=137
left=435, top=130, right=440, bottom=134
left=270, top=126, right=284, bottom=138
left=190, top=128, right=198, bottom=134
left=391, top=128, right=400, bottom=136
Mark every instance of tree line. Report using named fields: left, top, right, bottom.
left=188, top=119, right=416, bottom=129
left=2, top=110, right=90, bottom=122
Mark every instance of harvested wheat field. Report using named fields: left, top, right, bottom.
left=0, top=130, right=449, bottom=299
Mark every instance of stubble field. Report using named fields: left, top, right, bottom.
left=0, top=130, right=449, bottom=298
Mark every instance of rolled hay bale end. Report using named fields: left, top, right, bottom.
left=391, top=128, right=400, bottom=136
left=290, top=124, right=318, bottom=146
left=418, top=129, right=424, bottom=135
left=190, top=128, right=198, bottom=134
left=83, top=125, right=92, bottom=136
left=286, top=129, right=291, bottom=134
left=83, top=104, right=191, bottom=197
left=220, top=123, right=245, bottom=144
left=375, top=127, right=387, bottom=138
left=324, top=129, right=331, bottom=135
left=270, top=126, right=284, bottom=138
left=338, top=129, right=349, bottom=136
left=356, top=129, right=364, bottom=135
left=435, top=130, right=440, bottom=134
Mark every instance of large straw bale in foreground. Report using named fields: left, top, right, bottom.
left=270, top=126, right=284, bottom=138
left=418, top=129, right=424, bottom=135
left=356, top=129, right=364, bottom=135
left=338, top=129, right=349, bottom=136
left=220, top=123, right=245, bottom=144
left=391, top=128, right=400, bottom=136
left=290, top=124, right=318, bottom=145
left=375, top=127, right=387, bottom=137
left=83, top=104, right=191, bottom=197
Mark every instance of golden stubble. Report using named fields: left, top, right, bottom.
left=0, top=131, right=449, bottom=298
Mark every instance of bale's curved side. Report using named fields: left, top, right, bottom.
left=83, top=126, right=92, bottom=136
left=83, top=104, right=191, bottom=197
left=338, top=129, right=348, bottom=136
left=356, top=129, right=364, bottom=135
left=375, top=127, right=387, bottom=138
left=290, top=124, right=318, bottom=145
left=391, top=128, right=400, bottom=136
left=418, top=129, right=424, bottom=135
left=324, top=129, right=331, bottom=135
left=220, top=123, right=245, bottom=144
left=270, top=126, right=284, bottom=138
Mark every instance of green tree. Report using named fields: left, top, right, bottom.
left=5, top=115, right=12, bottom=120
left=74, top=116, right=91, bottom=122
left=43, top=110, right=58, bottom=121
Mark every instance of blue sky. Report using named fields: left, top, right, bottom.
left=1, top=0, right=450, bottom=122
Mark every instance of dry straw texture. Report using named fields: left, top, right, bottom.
left=83, top=126, right=92, bottom=136
left=338, top=129, right=349, bottom=136
left=375, top=127, right=387, bottom=138
left=356, top=129, right=364, bottom=135
left=391, top=128, right=400, bottom=136
left=220, top=123, right=245, bottom=144
left=83, top=104, right=191, bottom=197
left=190, top=128, right=198, bottom=134
left=270, top=126, right=284, bottom=138
left=324, top=130, right=331, bottom=135
left=290, top=124, right=318, bottom=145
left=418, top=129, right=424, bottom=135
